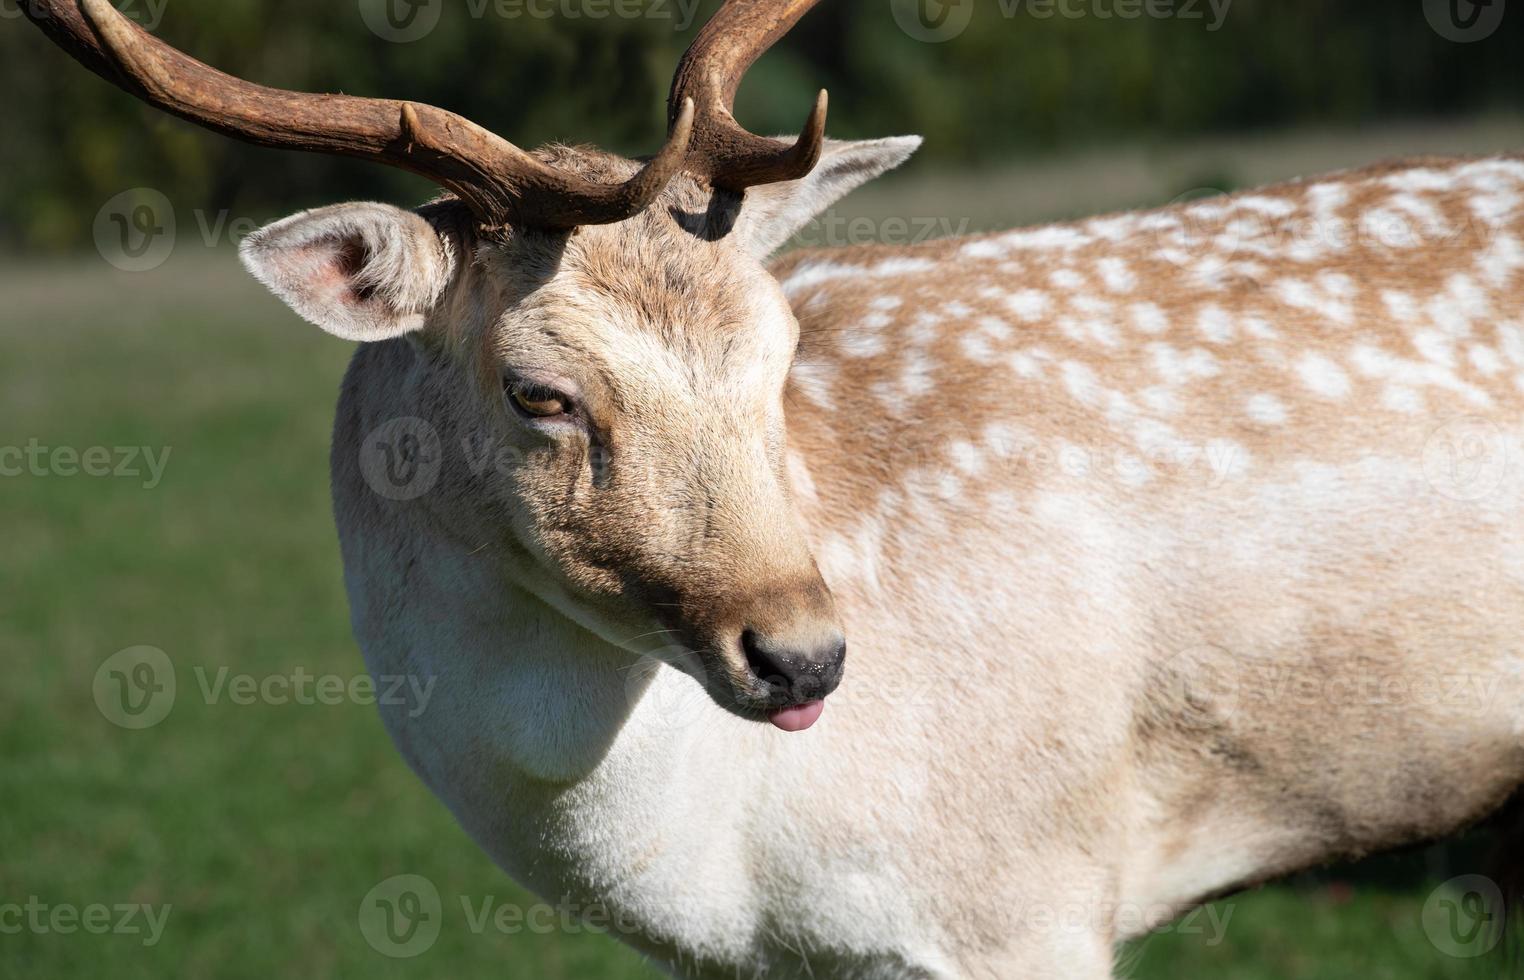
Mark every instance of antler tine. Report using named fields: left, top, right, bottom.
left=24, top=0, right=694, bottom=231
left=667, top=0, right=829, bottom=191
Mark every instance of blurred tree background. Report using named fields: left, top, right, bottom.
left=2, top=0, right=1523, bottom=251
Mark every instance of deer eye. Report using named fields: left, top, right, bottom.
left=507, top=381, right=571, bottom=420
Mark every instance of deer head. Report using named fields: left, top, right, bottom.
left=27, top=0, right=919, bottom=731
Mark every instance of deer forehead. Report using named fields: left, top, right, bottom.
left=481, top=232, right=799, bottom=409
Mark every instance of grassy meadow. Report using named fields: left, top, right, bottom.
left=3, top=120, right=1522, bottom=978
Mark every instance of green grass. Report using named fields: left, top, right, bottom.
left=0, top=246, right=1514, bottom=979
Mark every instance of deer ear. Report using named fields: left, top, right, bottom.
left=239, top=203, right=458, bottom=342
left=735, top=136, right=922, bottom=258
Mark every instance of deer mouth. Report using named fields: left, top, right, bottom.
left=650, top=582, right=847, bottom=732
left=667, top=641, right=842, bottom=733
left=712, top=636, right=845, bottom=733
left=765, top=701, right=826, bottom=732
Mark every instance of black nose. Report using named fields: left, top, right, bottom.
left=741, top=629, right=846, bottom=704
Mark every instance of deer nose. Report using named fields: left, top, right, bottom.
left=741, top=628, right=846, bottom=704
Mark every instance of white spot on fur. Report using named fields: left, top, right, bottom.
left=1297, top=353, right=1352, bottom=399
left=1061, top=361, right=1103, bottom=407
left=838, top=331, right=886, bottom=358
left=1382, top=168, right=1455, bottom=194
left=1060, top=316, right=1120, bottom=348
left=1246, top=393, right=1288, bottom=425
left=789, top=359, right=836, bottom=409
left=1233, top=195, right=1297, bottom=218
left=1479, top=234, right=1524, bottom=288
left=906, top=311, right=943, bottom=346
left=1275, top=277, right=1352, bottom=325
left=982, top=422, right=1023, bottom=458
left=1098, top=257, right=1137, bottom=293
left=977, top=316, right=1013, bottom=341
left=1197, top=305, right=1235, bottom=344
left=786, top=451, right=818, bottom=504
left=948, top=440, right=986, bottom=476
left=961, top=225, right=1095, bottom=260
left=1131, top=303, right=1168, bottom=335
left=1243, top=315, right=1279, bottom=340
left=873, top=257, right=935, bottom=277
left=1050, top=268, right=1085, bottom=291
left=1139, top=386, right=1182, bottom=416
left=1383, top=290, right=1420, bottom=326
left=1470, top=344, right=1504, bottom=375
left=1148, top=343, right=1222, bottom=385
left=1412, top=329, right=1457, bottom=369
left=1070, top=295, right=1116, bottom=317
left=1350, top=343, right=1492, bottom=407
left=1009, top=348, right=1050, bottom=380
left=1498, top=322, right=1524, bottom=366
left=1005, top=290, right=1053, bottom=322
left=960, top=333, right=994, bottom=362
left=779, top=257, right=934, bottom=297
left=1381, top=385, right=1423, bottom=414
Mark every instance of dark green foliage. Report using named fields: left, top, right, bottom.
left=2, top=0, right=1522, bottom=248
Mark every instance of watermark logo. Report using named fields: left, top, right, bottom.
left=1424, top=0, right=1505, bottom=42
left=1422, top=874, right=1504, bottom=957
left=359, top=874, right=443, bottom=958
left=1423, top=416, right=1509, bottom=502
left=93, top=646, right=176, bottom=730
left=1151, top=643, right=1244, bottom=725
left=94, top=188, right=176, bottom=273
left=360, top=417, right=444, bottom=501
left=890, top=0, right=974, bottom=42
left=359, top=0, right=443, bottom=42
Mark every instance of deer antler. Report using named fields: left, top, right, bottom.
left=22, top=0, right=695, bottom=231
left=668, top=0, right=829, bottom=191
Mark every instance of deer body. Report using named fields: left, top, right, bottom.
left=330, top=156, right=1524, bottom=978
left=26, top=1, right=1524, bottom=976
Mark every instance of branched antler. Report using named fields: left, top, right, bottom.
left=668, top=0, right=828, bottom=190
left=23, top=0, right=695, bottom=230
left=23, top=0, right=828, bottom=227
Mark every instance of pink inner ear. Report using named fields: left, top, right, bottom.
left=287, top=238, right=374, bottom=308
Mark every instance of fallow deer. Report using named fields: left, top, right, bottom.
left=25, top=0, right=1524, bottom=976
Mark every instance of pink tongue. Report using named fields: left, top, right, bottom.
left=767, top=700, right=824, bottom=732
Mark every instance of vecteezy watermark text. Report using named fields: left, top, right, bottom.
left=359, top=0, right=700, bottom=43
left=0, top=440, right=170, bottom=489
left=194, top=666, right=436, bottom=719
left=93, top=646, right=438, bottom=729
left=0, top=898, right=171, bottom=947
left=360, top=874, right=684, bottom=958
left=891, top=0, right=1230, bottom=43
